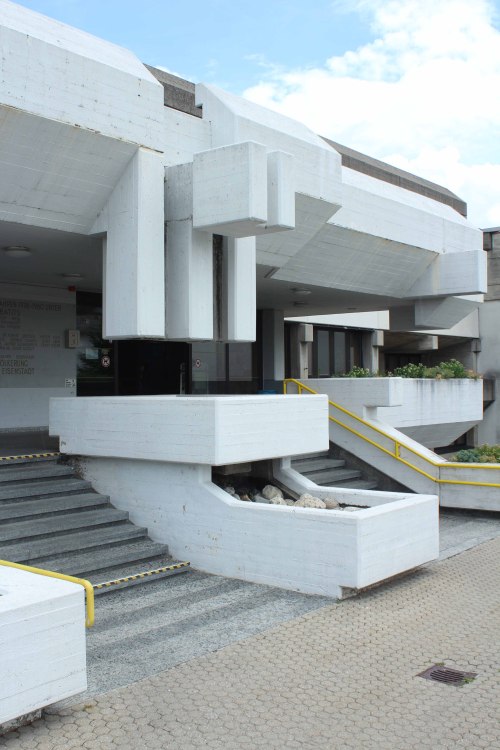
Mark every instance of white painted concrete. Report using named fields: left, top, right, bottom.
left=223, top=237, right=256, bottom=342
left=303, top=377, right=483, bottom=449
left=79, top=456, right=439, bottom=597
left=165, top=163, right=213, bottom=341
left=0, top=566, right=86, bottom=726
left=50, top=395, right=329, bottom=465
left=102, top=148, right=165, bottom=339
left=0, top=0, right=164, bottom=149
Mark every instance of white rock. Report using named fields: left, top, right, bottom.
left=238, top=493, right=251, bottom=502
left=262, top=484, right=283, bottom=501
left=323, top=497, right=340, bottom=509
left=343, top=505, right=360, bottom=512
left=224, top=485, right=236, bottom=496
left=269, top=495, right=287, bottom=505
left=295, top=493, right=326, bottom=509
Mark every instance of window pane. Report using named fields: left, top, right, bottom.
left=317, top=330, right=330, bottom=376
left=333, top=332, right=346, bottom=373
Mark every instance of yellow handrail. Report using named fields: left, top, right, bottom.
left=0, top=559, right=94, bottom=627
left=284, top=378, right=500, bottom=489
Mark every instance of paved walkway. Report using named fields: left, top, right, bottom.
left=2, top=537, right=500, bottom=750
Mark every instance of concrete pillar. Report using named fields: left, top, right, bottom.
left=362, top=330, right=384, bottom=373
left=165, top=163, right=214, bottom=340
left=261, top=309, right=285, bottom=390
left=289, top=323, right=312, bottom=380
left=222, top=237, right=256, bottom=342
left=103, top=148, right=165, bottom=339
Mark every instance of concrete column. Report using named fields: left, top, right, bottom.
left=261, top=309, right=285, bottom=390
left=289, top=323, right=312, bottom=380
left=165, top=163, right=213, bottom=340
left=103, top=148, right=165, bottom=339
left=222, top=237, right=256, bottom=342
left=362, top=330, right=384, bottom=373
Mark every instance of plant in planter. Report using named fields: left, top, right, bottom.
left=454, top=445, right=500, bottom=463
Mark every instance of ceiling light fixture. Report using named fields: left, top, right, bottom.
left=61, top=273, right=84, bottom=279
left=3, top=245, right=32, bottom=258
left=290, top=287, right=311, bottom=296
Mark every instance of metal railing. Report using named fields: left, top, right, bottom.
left=283, top=378, right=500, bottom=489
left=0, top=559, right=94, bottom=627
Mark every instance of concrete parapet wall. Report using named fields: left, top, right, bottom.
left=50, top=395, right=329, bottom=465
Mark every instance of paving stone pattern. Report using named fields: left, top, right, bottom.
left=2, top=538, right=500, bottom=750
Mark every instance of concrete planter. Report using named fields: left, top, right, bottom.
left=0, top=568, right=87, bottom=727
left=303, top=377, right=483, bottom=449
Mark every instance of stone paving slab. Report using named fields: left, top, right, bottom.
left=2, top=537, right=500, bottom=749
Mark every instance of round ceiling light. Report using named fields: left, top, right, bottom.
left=3, top=245, right=32, bottom=258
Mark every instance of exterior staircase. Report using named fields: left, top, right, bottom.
left=291, top=451, right=378, bottom=490
left=0, top=456, right=188, bottom=589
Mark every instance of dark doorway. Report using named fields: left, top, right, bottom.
left=117, top=340, right=189, bottom=395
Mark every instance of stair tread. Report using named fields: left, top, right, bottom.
left=31, top=541, right=170, bottom=577
left=0, top=477, right=91, bottom=501
left=0, top=464, right=74, bottom=484
left=0, top=492, right=109, bottom=522
left=0, top=508, right=129, bottom=542
left=88, top=556, right=186, bottom=586
left=292, top=458, right=345, bottom=473
left=317, top=478, right=378, bottom=489
left=303, top=468, right=361, bottom=483
left=0, top=523, right=148, bottom=563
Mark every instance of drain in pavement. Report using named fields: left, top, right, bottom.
left=417, top=665, right=477, bottom=686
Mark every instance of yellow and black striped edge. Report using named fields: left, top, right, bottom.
left=0, top=452, right=60, bottom=461
left=93, top=562, right=191, bottom=590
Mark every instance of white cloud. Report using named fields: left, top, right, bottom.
left=243, top=0, right=500, bottom=227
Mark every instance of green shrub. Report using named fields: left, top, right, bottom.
left=454, top=445, right=500, bottom=463
left=340, top=359, right=479, bottom=380
left=342, top=366, right=374, bottom=378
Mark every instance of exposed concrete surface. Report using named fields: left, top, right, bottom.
left=2, top=534, right=500, bottom=749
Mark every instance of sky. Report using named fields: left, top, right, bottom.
left=15, top=0, right=500, bottom=228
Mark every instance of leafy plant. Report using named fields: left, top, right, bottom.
left=454, top=445, right=500, bottom=464
left=342, top=366, right=374, bottom=378
left=339, top=359, right=480, bottom=380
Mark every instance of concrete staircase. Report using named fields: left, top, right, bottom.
left=0, top=457, right=177, bottom=586
left=291, top=452, right=378, bottom=490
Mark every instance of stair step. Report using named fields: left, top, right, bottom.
left=0, top=464, right=74, bottom=484
left=0, top=523, right=148, bottom=563
left=0, top=492, right=109, bottom=523
left=336, top=479, right=379, bottom=490
left=303, top=468, right=361, bottom=485
left=92, top=561, right=191, bottom=594
left=292, top=458, right=345, bottom=473
left=31, top=541, right=170, bottom=578
left=0, top=477, right=91, bottom=502
left=0, top=508, right=129, bottom=543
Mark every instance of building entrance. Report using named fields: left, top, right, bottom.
left=76, top=293, right=259, bottom=397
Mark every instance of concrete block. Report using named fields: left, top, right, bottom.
left=0, top=567, right=86, bottom=726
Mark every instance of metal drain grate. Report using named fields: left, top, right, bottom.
left=417, top=665, right=477, bottom=686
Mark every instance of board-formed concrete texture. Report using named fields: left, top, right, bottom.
left=0, top=566, right=87, bottom=725
left=303, top=377, right=483, bottom=448
left=77, top=456, right=439, bottom=598
left=49, top=394, right=329, bottom=464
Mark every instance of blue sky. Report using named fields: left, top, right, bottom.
left=14, top=0, right=500, bottom=226
left=16, top=0, right=374, bottom=91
